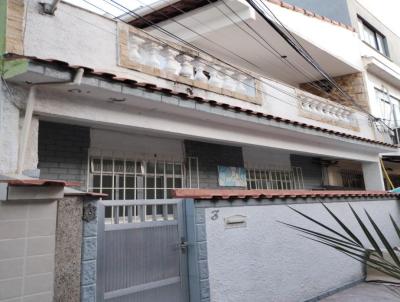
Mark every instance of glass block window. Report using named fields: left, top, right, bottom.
left=88, top=157, right=199, bottom=200
left=246, top=166, right=304, bottom=190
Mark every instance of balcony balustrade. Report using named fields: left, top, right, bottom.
left=118, top=23, right=261, bottom=104
left=119, top=23, right=362, bottom=132
left=297, top=90, right=359, bottom=130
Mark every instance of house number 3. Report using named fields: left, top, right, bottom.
left=211, top=210, right=219, bottom=221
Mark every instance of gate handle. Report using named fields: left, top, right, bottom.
left=179, top=239, right=189, bottom=251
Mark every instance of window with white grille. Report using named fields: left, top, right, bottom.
left=246, top=167, right=304, bottom=190
left=88, top=156, right=199, bottom=200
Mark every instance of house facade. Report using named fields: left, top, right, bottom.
left=284, top=0, right=400, bottom=186
left=1, top=0, right=397, bottom=193
left=0, top=0, right=400, bottom=301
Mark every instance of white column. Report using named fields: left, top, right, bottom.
left=208, top=65, right=222, bottom=88
left=177, top=55, right=194, bottom=79
left=193, top=59, right=208, bottom=83
left=362, top=161, right=385, bottom=190
left=163, top=47, right=180, bottom=75
left=144, top=42, right=162, bottom=69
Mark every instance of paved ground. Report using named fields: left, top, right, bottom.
left=321, top=282, right=400, bottom=301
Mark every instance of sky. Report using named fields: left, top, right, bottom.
left=65, top=0, right=400, bottom=36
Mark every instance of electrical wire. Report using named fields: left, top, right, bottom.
left=80, top=0, right=382, bottom=129
left=103, top=0, right=376, bottom=123
left=210, top=0, right=346, bottom=106
left=90, top=0, right=313, bottom=111
left=126, top=0, right=379, bottom=125
left=250, top=0, right=392, bottom=131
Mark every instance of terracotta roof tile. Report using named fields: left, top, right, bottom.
left=6, top=54, right=397, bottom=149
left=0, top=179, right=79, bottom=187
left=172, top=189, right=398, bottom=200
left=264, top=0, right=356, bottom=32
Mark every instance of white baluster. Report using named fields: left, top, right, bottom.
left=223, top=69, right=236, bottom=91
left=317, top=103, right=326, bottom=115
left=300, top=96, right=310, bottom=109
left=177, top=54, right=194, bottom=79
left=129, top=35, right=145, bottom=62
left=144, top=42, right=162, bottom=69
left=308, top=99, right=319, bottom=113
left=328, top=105, right=339, bottom=119
left=163, top=47, right=180, bottom=75
left=335, top=108, right=345, bottom=119
left=235, top=73, right=248, bottom=95
left=343, top=110, right=352, bottom=120
left=193, top=59, right=208, bottom=83
left=208, top=65, right=222, bottom=88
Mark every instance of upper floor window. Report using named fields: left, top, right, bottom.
left=358, top=17, right=389, bottom=57
left=375, top=88, right=400, bottom=129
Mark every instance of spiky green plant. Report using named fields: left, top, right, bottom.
left=279, top=202, right=400, bottom=280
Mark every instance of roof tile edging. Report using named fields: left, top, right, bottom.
left=265, top=0, right=356, bottom=32
left=172, top=189, right=399, bottom=200
left=12, top=55, right=397, bottom=149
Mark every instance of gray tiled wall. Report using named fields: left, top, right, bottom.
left=38, top=121, right=90, bottom=190
left=184, top=140, right=244, bottom=189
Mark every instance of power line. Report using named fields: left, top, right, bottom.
left=210, top=0, right=346, bottom=106
left=103, top=0, right=376, bottom=121
left=95, top=0, right=314, bottom=110
left=250, top=0, right=392, bottom=131
left=81, top=0, right=376, bottom=127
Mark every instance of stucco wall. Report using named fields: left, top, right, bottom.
left=17, top=0, right=381, bottom=143
left=201, top=198, right=400, bottom=302
left=0, top=81, right=19, bottom=174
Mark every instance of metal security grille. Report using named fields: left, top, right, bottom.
left=246, top=166, right=304, bottom=190
left=97, top=199, right=188, bottom=302
left=341, top=169, right=365, bottom=189
left=88, top=157, right=199, bottom=200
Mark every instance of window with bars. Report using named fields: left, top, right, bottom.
left=88, top=156, right=199, bottom=200
left=340, top=169, right=365, bottom=189
left=246, top=167, right=304, bottom=190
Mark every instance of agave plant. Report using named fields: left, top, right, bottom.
left=280, top=202, right=400, bottom=280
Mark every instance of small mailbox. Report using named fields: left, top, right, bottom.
left=224, top=215, right=247, bottom=229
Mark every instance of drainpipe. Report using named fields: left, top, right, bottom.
left=16, top=68, right=84, bottom=175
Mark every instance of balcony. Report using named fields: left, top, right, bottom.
left=119, top=23, right=261, bottom=104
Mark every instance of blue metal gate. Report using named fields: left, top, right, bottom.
left=96, top=199, right=189, bottom=302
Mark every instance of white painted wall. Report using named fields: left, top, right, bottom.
left=18, top=0, right=382, bottom=142
left=90, top=128, right=184, bottom=161
left=0, top=84, right=19, bottom=174
left=263, top=0, right=364, bottom=72
left=204, top=199, right=400, bottom=302
left=29, top=86, right=386, bottom=162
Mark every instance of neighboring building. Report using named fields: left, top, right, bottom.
left=1, top=1, right=400, bottom=302
left=284, top=0, right=400, bottom=185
